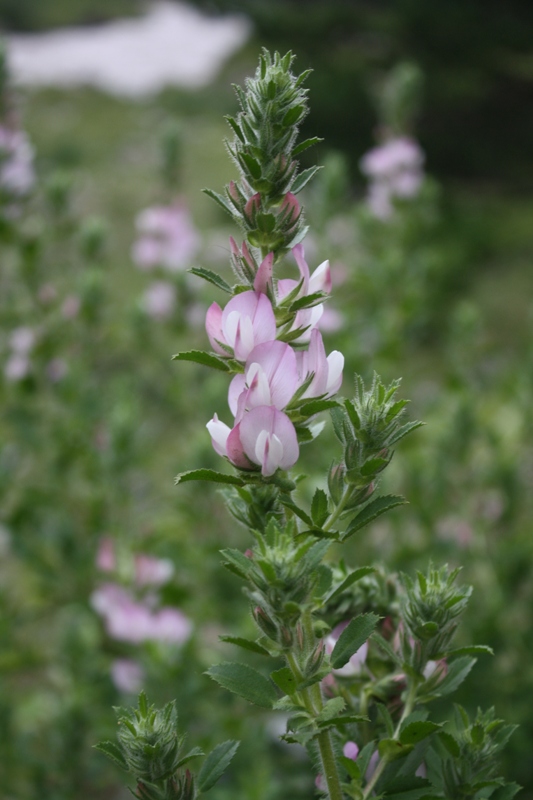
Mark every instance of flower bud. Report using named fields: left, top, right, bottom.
left=253, top=605, right=279, bottom=641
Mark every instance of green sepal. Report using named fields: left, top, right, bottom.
left=172, top=350, right=231, bottom=371
left=175, top=469, right=244, bottom=487
left=206, top=662, right=278, bottom=708
left=203, top=187, right=235, bottom=217
left=289, top=290, right=328, bottom=312
left=197, top=740, right=240, bottom=792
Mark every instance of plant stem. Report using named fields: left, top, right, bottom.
left=322, top=485, right=354, bottom=532
left=362, top=680, right=418, bottom=799
left=286, top=612, right=345, bottom=800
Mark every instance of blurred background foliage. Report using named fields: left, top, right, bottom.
left=0, top=1, right=532, bottom=799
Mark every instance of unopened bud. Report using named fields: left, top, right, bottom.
left=244, top=193, right=261, bottom=222
left=304, top=639, right=325, bottom=677
left=253, top=606, right=278, bottom=640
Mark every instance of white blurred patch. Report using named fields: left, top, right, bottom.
left=7, top=1, right=251, bottom=97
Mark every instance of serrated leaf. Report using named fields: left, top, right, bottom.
left=343, top=495, right=406, bottom=539
left=219, top=635, right=270, bottom=656
left=93, top=740, right=128, bottom=770
left=438, top=731, right=460, bottom=757
left=219, top=548, right=254, bottom=580
left=370, top=632, right=403, bottom=666
left=270, top=667, right=298, bottom=696
left=188, top=267, right=232, bottom=294
left=311, top=488, right=329, bottom=527
left=172, top=350, right=230, bottom=371
left=360, top=456, right=390, bottom=476
left=490, top=783, right=522, bottom=800
left=206, top=662, right=278, bottom=708
left=324, top=567, right=376, bottom=603
left=399, top=721, right=441, bottom=745
left=292, top=136, right=323, bottom=156
left=317, top=697, right=345, bottom=723
left=318, top=714, right=369, bottom=730
left=175, top=469, right=244, bottom=487
left=197, top=740, right=239, bottom=792
left=292, top=165, right=322, bottom=194
left=330, top=613, right=380, bottom=670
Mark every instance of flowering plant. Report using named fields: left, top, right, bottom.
left=99, top=51, right=518, bottom=800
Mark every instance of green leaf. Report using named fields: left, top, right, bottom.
left=241, top=153, right=262, bottom=180
left=338, top=754, right=361, bottom=780
left=378, top=738, right=413, bottom=762
left=175, top=746, right=205, bottom=770
left=445, top=644, right=493, bottom=657
left=93, top=741, right=128, bottom=770
left=172, top=350, right=230, bottom=372
left=282, top=104, right=305, bottom=127
left=175, top=469, right=244, bottom=487
left=197, top=740, right=240, bottom=792
left=299, top=399, right=340, bottom=417
left=325, top=567, right=376, bottom=603
left=279, top=497, right=313, bottom=527
left=206, top=662, right=278, bottom=708
left=317, top=696, right=345, bottom=722
left=203, top=187, right=235, bottom=217
left=270, top=667, right=298, bottom=696
left=399, top=721, right=441, bottom=745
left=292, top=165, right=322, bottom=194
left=318, top=713, right=369, bottom=729
left=219, top=635, right=270, bottom=656
left=219, top=548, right=255, bottom=580
left=438, top=731, right=460, bottom=757
left=436, top=657, right=476, bottom=696
left=188, top=267, right=232, bottom=294
left=225, top=115, right=245, bottom=142
left=292, top=136, right=323, bottom=156
left=330, top=613, right=380, bottom=670
left=387, top=421, right=425, bottom=446
left=289, top=290, right=327, bottom=312
left=490, top=784, right=522, bottom=800
left=370, top=632, right=403, bottom=666
left=343, top=495, right=406, bottom=539
left=311, top=488, right=329, bottom=527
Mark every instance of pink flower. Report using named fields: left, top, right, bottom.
left=276, top=245, right=331, bottom=343
left=61, top=295, right=81, bottom=319
left=4, top=354, right=30, bottom=382
left=96, top=537, right=115, bottom=572
left=46, top=358, right=68, bottom=382
left=142, top=280, right=176, bottom=320
left=295, top=329, right=344, bottom=400
left=132, top=202, right=199, bottom=272
left=135, top=554, right=174, bottom=587
left=228, top=340, right=299, bottom=420
left=91, top=582, right=192, bottom=645
left=207, top=405, right=299, bottom=476
left=325, top=621, right=368, bottom=677
left=10, top=326, right=35, bottom=354
left=343, top=741, right=359, bottom=761
left=111, top=658, right=145, bottom=693
left=360, top=137, right=425, bottom=220
left=0, top=127, right=34, bottom=197
left=206, top=291, right=276, bottom=361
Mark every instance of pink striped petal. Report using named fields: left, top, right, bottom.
left=253, top=251, right=274, bottom=293
left=239, top=406, right=299, bottom=475
left=205, top=302, right=226, bottom=354
left=206, top=413, right=231, bottom=456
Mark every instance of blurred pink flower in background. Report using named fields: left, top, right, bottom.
left=4, top=326, right=35, bottom=382
left=132, top=202, right=199, bottom=272
left=91, top=582, right=192, bottom=644
left=111, top=658, right=145, bottom=693
left=0, top=126, right=35, bottom=198
left=142, top=280, right=176, bottom=320
left=61, top=295, right=81, bottom=319
left=96, top=537, right=175, bottom=586
left=360, top=136, right=425, bottom=220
